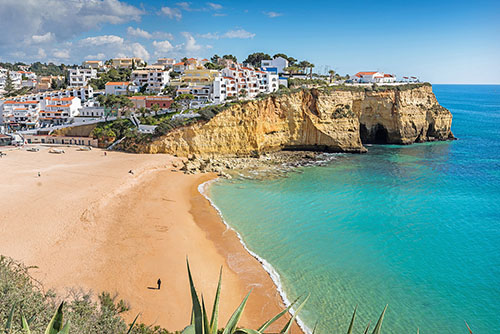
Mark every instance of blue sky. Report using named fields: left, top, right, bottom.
left=1, top=0, right=499, bottom=83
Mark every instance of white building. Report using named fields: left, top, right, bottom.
left=80, top=100, right=105, bottom=117
left=39, top=96, right=81, bottom=125
left=8, top=86, right=94, bottom=103
left=218, top=65, right=279, bottom=101
left=0, top=100, right=41, bottom=129
left=0, top=69, right=22, bottom=92
left=353, top=72, right=396, bottom=83
left=156, top=58, right=176, bottom=68
left=131, top=67, right=170, bottom=94
left=105, top=82, right=139, bottom=95
left=261, top=56, right=289, bottom=74
left=69, top=68, right=97, bottom=87
left=82, top=60, right=104, bottom=70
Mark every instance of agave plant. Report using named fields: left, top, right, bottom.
left=181, top=259, right=308, bottom=334
left=2, top=302, right=70, bottom=334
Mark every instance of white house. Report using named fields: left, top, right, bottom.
left=261, top=56, right=289, bottom=74
left=353, top=71, right=397, bottom=83
left=105, top=82, right=139, bottom=95
left=156, top=58, right=176, bottom=68
left=39, top=96, right=82, bottom=125
left=69, top=68, right=97, bottom=87
left=82, top=60, right=104, bottom=70
left=220, top=65, right=279, bottom=100
left=9, top=86, right=94, bottom=103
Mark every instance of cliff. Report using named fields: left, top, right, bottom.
left=141, top=84, right=454, bottom=156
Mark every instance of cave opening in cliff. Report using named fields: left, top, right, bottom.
left=360, top=123, right=390, bottom=144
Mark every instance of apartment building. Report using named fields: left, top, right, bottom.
left=156, top=58, right=176, bottom=68
left=0, top=100, right=41, bottom=129
left=105, top=82, right=139, bottom=95
left=261, top=56, right=289, bottom=74
left=82, top=60, right=104, bottom=70
left=9, top=86, right=94, bottom=103
left=131, top=66, right=170, bottom=94
left=39, top=96, right=82, bottom=125
left=220, top=65, right=279, bottom=99
left=68, top=68, right=97, bottom=87
left=111, top=57, right=144, bottom=69
left=352, top=72, right=397, bottom=83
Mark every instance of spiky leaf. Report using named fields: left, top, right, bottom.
left=465, top=321, right=473, bottom=334
left=202, top=297, right=210, bottom=334
left=5, top=303, right=15, bottom=334
left=182, top=325, right=195, bottom=334
left=257, top=297, right=299, bottom=333
left=187, top=259, right=203, bottom=334
left=279, top=295, right=309, bottom=334
left=347, top=305, right=357, bottom=334
left=222, top=291, right=251, bottom=334
left=21, top=313, right=31, bottom=334
left=127, top=314, right=140, bottom=334
left=234, top=329, right=260, bottom=334
left=363, top=321, right=371, bottom=334
left=210, top=268, right=222, bottom=334
left=57, top=320, right=70, bottom=334
left=371, top=305, right=387, bottom=334
left=45, top=302, right=64, bottom=334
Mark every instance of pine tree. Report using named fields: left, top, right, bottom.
left=4, top=70, right=15, bottom=96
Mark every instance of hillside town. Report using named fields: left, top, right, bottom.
left=0, top=53, right=420, bottom=146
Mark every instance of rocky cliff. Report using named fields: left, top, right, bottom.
left=142, top=84, right=454, bottom=156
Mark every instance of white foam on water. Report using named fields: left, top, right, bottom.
left=198, top=179, right=313, bottom=334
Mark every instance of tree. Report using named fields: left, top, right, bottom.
left=328, top=70, right=336, bottom=83
left=243, top=52, right=271, bottom=67
left=273, top=53, right=297, bottom=65
left=4, top=71, right=15, bottom=96
left=151, top=103, right=160, bottom=116
left=181, top=57, right=188, bottom=63
left=204, top=62, right=223, bottom=70
left=170, top=101, right=182, bottom=113
left=163, top=85, right=176, bottom=96
left=175, top=93, right=195, bottom=109
left=210, top=54, right=220, bottom=63
left=238, top=89, right=247, bottom=99
left=222, top=54, right=237, bottom=63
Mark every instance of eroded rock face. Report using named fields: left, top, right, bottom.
left=142, top=84, right=454, bottom=156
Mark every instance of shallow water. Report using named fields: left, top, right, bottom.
left=208, top=85, right=500, bottom=333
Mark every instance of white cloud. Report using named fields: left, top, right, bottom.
left=80, top=35, right=124, bottom=46
left=127, top=27, right=174, bottom=40
left=53, top=49, right=70, bottom=59
left=264, top=11, right=283, bottom=18
left=32, top=32, right=54, bottom=44
left=213, top=13, right=227, bottom=17
left=207, top=2, right=222, bottom=10
left=85, top=53, right=106, bottom=60
left=181, top=32, right=202, bottom=52
left=161, top=7, right=182, bottom=20
left=37, top=48, right=47, bottom=59
left=176, top=2, right=192, bottom=11
left=198, top=29, right=255, bottom=40
left=153, top=40, right=174, bottom=53
left=128, top=42, right=150, bottom=61
left=127, top=27, right=152, bottom=39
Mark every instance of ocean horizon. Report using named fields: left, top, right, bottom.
left=205, top=84, right=500, bottom=334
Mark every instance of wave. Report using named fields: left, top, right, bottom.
left=198, top=179, right=312, bottom=334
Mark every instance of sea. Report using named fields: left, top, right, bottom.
left=204, top=85, right=500, bottom=334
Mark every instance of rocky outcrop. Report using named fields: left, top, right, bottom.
left=143, top=84, right=454, bottom=156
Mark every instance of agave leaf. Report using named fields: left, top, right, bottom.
left=187, top=259, right=203, bottom=334
left=465, top=321, right=473, bottom=334
left=202, top=296, right=210, bottom=334
left=311, top=321, right=319, bottom=334
left=279, top=294, right=309, bottom=334
left=371, top=305, right=387, bottom=334
left=222, top=290, right=252, bottom=334
left=182, top=325, right=196, bottom=334
left=363, top=321, right=371, bottom=334
left=45, top=302, right=64, bottom=334
left=5, top=303, right=15, bottom=334
left=21, top=312, right=31, bottom=334
left=257, top=297, right=299, bottom=333
left=126, top=313, right=140, bottom=334
left=56, top=320, right=70, bottom=334
left=416, top=328, right=419, bottom=334
left=210, top=267, right=222, bottom=334
left=234, top=329, right=260, bottom=334
left=347, top=305, right=357, bottom=334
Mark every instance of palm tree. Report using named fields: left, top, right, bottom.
left=328, top=70, right=336, bottom=83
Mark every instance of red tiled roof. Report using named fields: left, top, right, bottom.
left=105, top=82, right=130, bottom=86
left=174, top=62, right=185, bottom=66
left=384, top=74, right=394, bottom=77
left=355, top=71, right=378, bottom=77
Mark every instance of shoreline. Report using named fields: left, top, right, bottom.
left=0, top=146, right=300, bottom=332
left=196, top=179, right=310, bottom=334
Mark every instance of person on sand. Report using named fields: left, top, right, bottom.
left=128, top=169, right=134, bottom=175
left=157, top=278, right=162, bottom=290
left=104, top=152, right=107, bottom=156
left=38, top=172, right=41, bottom=177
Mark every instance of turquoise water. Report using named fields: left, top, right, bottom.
left=208, top=85, right=500, bottom=334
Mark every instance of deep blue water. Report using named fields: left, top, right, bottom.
left=208, top=85, right=500, bottom=333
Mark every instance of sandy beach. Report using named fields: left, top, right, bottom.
left=0, top=146, right=296, bottom=332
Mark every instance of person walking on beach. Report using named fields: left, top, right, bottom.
left=104, top=151, right=107, bottom=156
left=157, top=278, right=162, bottom=290
left=38, top=172, right=41, bottom=177
left=129, top=169, right=134, bottom=175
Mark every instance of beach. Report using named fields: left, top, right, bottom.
left=0, top=146, right=295, bottom=332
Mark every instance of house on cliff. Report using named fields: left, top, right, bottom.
left=353, top=72, right=396, bottom=83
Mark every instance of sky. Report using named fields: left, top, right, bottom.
left=0, top=0, right=499, bottom=84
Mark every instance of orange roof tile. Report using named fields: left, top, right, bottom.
left=105, top=82, right=130, bottom=86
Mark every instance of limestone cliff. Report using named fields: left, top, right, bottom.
left=142, top=84, right=454, bottom=156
